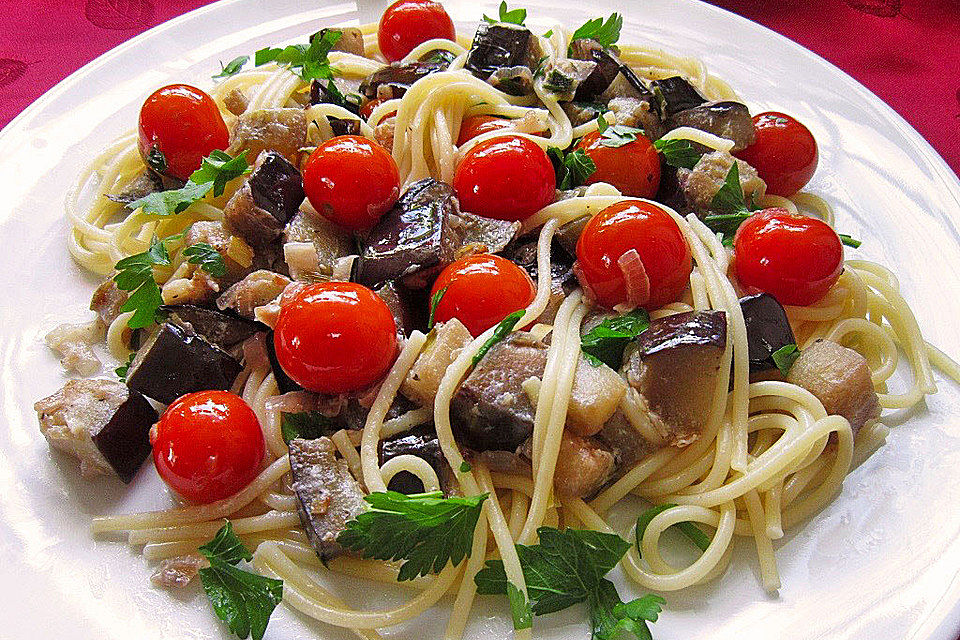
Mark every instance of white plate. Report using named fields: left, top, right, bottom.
left=2, top=1, right=960, bottom=638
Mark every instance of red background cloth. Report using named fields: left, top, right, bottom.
left=0, top=0, right=957, bottom=174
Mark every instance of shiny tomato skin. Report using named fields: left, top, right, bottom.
left=138, top=84, right=229, bottom=181
left=457, top=116, right=514, bottom=146
left=274, top=282, right=398, bottom=394
left=575, top=131, right=661, bottom=198
left=302, top=135, right=401, bottom=231
left=733, top=208, right=843, bottom=306
left=431, top=254, right=535, bottom=336
left=378, top=0, right=456, bottom=62
left=575, top=200, right=692, bottom=309
left=453, top=135, right=556, bottom=221
left=734, top=112, right=818, bottom=197
left=152, top=391, right=264, bottom=504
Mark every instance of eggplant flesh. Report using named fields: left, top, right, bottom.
left=126, top=323, right=243, bottom=404
left=651, top=76, right=707, bottom=118
left=359, top=60, right=447, bottom=100
left=379, top=426, right=446, bottom=494
left=465, top=22, right=537, bottom=80
left=162, top=305, right=264, bottom=353
left=669, top=101, right=756, bottom=151
left=570, top=40, right=621, bottom=101
left=328, top=117, right=361, bottom=137
left=248, top=151, right=305, bottom=225
left=457, top=212, right=519, bottom=254
left=353, top=178, right=462, bottom=289
left=739, top=293, right=797, bottom=374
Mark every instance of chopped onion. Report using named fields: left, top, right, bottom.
left=618, top=249, right=650, bottom=310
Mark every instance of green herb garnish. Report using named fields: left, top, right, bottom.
left=652, top=138, right=702, bottom=169
left=547, top=146, right=597, bottom=190
left=198, top=522, right=284, bottom=640
left=128, top=149, right=250, bottom=216
left=569, top=13, right=623, bottom=52
left=113, top=234, right=172, bottom=329
left=427, top=286, right=448, bottom=330
left=213, top=55, right=250, bottom=79
left=839, top=233, right=862, bottom=248
left=255, top=28, right=341, bottom=83
left=595, top=114, right=646, bottom=148
left=337, top=491, right=489, bottom=581
left=472, top=309, right=525, bottom=366
left=483, top=1, right=527, bottom=25
left=114, top=352, right=136, bottom=381
left=581, top=309, right=650, bottom=369
left=459, top=461, right=472, bottom=473
left=507, top=581, right=534, bottom=630
left=635, top=504, right=711, bottom=555
left=771, top=343, right=801, bottom=376
left=183, top=242, right=227, bottom=278
left=280, top=410, right=340, bottom=444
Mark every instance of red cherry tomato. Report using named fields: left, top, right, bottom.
left=457, top=116, right=514, bottom=145
left=360, top=98, right=398, bottom=121
left=138, top=84, right=229, bottom=181
left=733, top=208, right=843, bottom=306
left=430, top=254, right=535, bottom=336
left=378, top=0, right=456, bottom=62
left=575, top=130, right=661, bottom=198
left=151, top=391, right=264, bottom=504
left=575, top=200, right=692, bottom=309
left=302, top=135, right=401, bottom=231
left=734, top=112, right=818, bottom=197
left=274, top=282, right=398, bottom=394
left=453, top=135, right=556, bottom=221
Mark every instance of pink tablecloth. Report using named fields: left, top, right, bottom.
left=0, top=0, right=957, bottom=175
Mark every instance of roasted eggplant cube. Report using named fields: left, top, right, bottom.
left=669, top=101, right=755, bottom=152
left=451, top=332, right=547, bottom=452
left=163, top=305, right=263, bottom=352
left=126, top=323, right=243, bottom=404
left=379, top=427, right=446, bottom=494
left=289, top=437, right=367, bottom=560
left=35, top=379, right=158, bottom=483
left=570, top=40, right=622, bottom=101
left=249, top=152, right=305, bottom=225
left=358, top=60, right=446, bottom=99
left=353, top=178, right=462, bottom=289
left=651, top=76, right=707, bottom=118
left=739, top=293, right=796, bottom=374
left=328, top=117, right=362, bottom=136
left=309, top=78, right=362, bottom=115
left=627, top=310, right=727, bottom=446
left=456, top=211, right=519, bottom=254
left=466, top=22, right=535, bottom=79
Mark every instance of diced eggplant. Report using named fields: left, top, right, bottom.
left=669, top=101, right=756, bottom=152
left=650, top=76, right=707, bottom=118
left=375, top=281, right=415, bottom=338
left=106, top=170, right=184, bottom=205
left=597, top=410, right=658, bottom=474
left=552, top=433, right=615, bottom=498
left=232, top=108, right=308, bottom=163
left=570, top=39, right=621, bottom=100
left=488, top=65, right=535, bottom=96
left=455, top=212, right=519, bottom=254
left=402, top=318, right=473, bottom=405
left=540, top=59, right=597, bottom=101
left=217, top=271, right=291, bottom=320
left=224, top=88, right=248, bottom=116
left=353, top=178, right=463, bottom=289
left=90, top=278, right=128, bottom=326
left=419, top=49, right=457, bottom=65
left=555, top=215, right=590, bottom=256
left=451, top=332, right=547, bottom=452
left=739, top=293, right=797, bottom=374
left=677, top=151, right=765, bottom=215
left=359, top=60, right=447, bottom=100
left=567, top=354, right=628, bottom=437
left=126, top=322, right=243, bottom=404
left=379, top=426, right=447, bottom=494
left=607, top=96, right=663, bottom=141
left=562, top=101, right=605, bottom=127
left=503, top=236, right=576, bottom=324
left=266, top=329, right=302, bottom=394
left=465, top=22, right=539, bottom=82
left=162, top=304, right=264, bottom=353
left=308, top=78, right=363, bottom=115
left=786, top=340, right=880, bottom=435
left=328, top=117, right=361, bottom=136
left=626, top=310, right=727, bottom=446
left=224, top=151, right=305, bottom=246
left=35, top=379, right=158, bottom=483
left=316, top=26, right=365, bottom=56
left=289, top=437, right=367, bottom=560
left=284, top=206, right=356, bottom=272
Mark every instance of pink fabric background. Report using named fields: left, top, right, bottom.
left=0, top=0, right=956, bottom=174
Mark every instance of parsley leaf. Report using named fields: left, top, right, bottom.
left=213, top=55, right=250, bottom=79
left=839, top=233, right=862, bottom=248
left=507, top=581, right=533, bottom=630
left=198, top=522, right=284, bottom=640
left=547, top=146, right=597, bottom=190
left=255, top=29, right=341, bottom=83
left=459, top=461, right=472, bottom=473
left=483, top=1, right=527, bottom=25
left=771, top=344, right=801, bottom=376
left=472, top=309, right=525, bottom=366
left=127, top=150, right=249, bottom=216
left=115, top=352, right=136, bottom=381
left=338, top=491, right=488, bottom=581
left=635, top=504, right=711, bottom=555
left=184, top=242, right=227, bottom=277
left=653, top=138, right=702, bottom=169
left=581, top=309, right=650, bottom=369
left=569, top=13, right=623, bottom=51
left=595, top=114, right=645, bottom=148
left=280, top=410, right=339, bottom=444
left=710, top=161, right=749, bottom=216
left=114, top=235, right=172, bottom=329
left=190, top=150, right=252, bottom=197
left=475, top=527, right=665, bottom=640
left=701, top=211, right=751, bottom=247
left=427, top=286, right=448, bottom=330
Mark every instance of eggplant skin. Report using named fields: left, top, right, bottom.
left=358, top=60, right=447, bottom=100
left=465, top=22, right=536, bottom=80
left=248, top=152, right=305, bottom=226
left=379, top=426, right=446, bottom=494
left=126, top=323, right=243, bottom=405
left=634, top=310, right=727, bottom=357
left=739, top=293, right=796, bottom=373
left=650, top=76, right=707, bottom=118
left=162, top=305, right=264, bottom=352
left=91, top=388, right=157, bottom=483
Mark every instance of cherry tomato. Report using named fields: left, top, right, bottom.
left=453, top=135, right=556, bottom=221
left=734, top=112, right=818, bottom=197
left=151, top=391, right=264, bottom=504
left=575, top=200, right=692, bottom=309
left=378, top=0, right=456, bottom=62
left=430, top=254, right=535, bottom=336
left=302, top=135, right=401, bottom=231
left=138, top=84, right=229, bottom=181
left=360, top=98, right=397, bottom=121
left=274, top=282, right=398, bottom=394
left=733, top=208, right=843, bottom=306
left=575, top=130, right=661, bottom=198
left=457, top=116, right=514, bottom=146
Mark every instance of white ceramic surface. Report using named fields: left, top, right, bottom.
left=2, top=1, right=960, bottom=638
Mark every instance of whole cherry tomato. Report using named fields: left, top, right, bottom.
left=734, top=112, right=818, bottom=197
left=378, top=0, right=456, bottom=62
left=431, top=253, right=535, bottom=336
left=575, top=130, right=660, bottom=198
left=457, top=116, right=514, bottom=146
left=733, top=208, right=843, bottom=306
left=302, top=135, right=400, bottom=231
left=151, top=391, right=264, bottom=504
left=138, top=84, right=229, bottom=181
left=274, top=282, right=398, bottom=394
left=453, top=135, right=556, bottom=221
left=575, top=200, right=692, bottom=309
